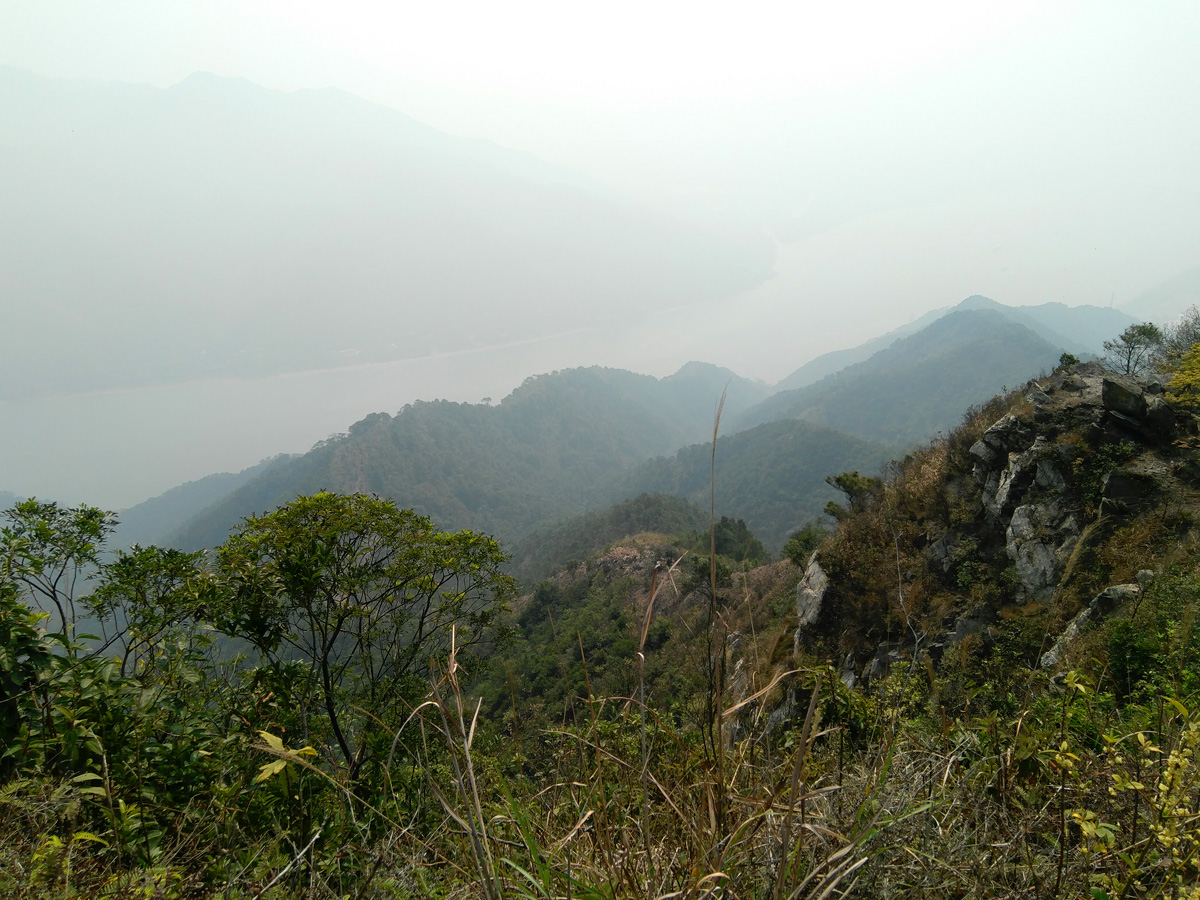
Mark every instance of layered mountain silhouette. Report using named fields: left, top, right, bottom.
left=163, top=364, right=768, bottom=552
left=100, top=296, right=1136, bottom=566
left=737, top=306, right=1088, bottom=444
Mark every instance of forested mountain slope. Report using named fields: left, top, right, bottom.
left=114, top=456, right=291, bottom=548
left=12, top=348, right=1200, bottom=899
left=606, top=418, right=890, bottom=551
left=506, top=492, right=710, bottom=584
left=736, top=308, right=1063, bottom=443
left=771, top=296, right=1132, bottom=394
left=168, top=364, right=766, bottom=551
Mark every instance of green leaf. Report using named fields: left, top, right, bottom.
left=71, top=831, right=110, bottom=848
left=255, top=759, right=288, bottom=783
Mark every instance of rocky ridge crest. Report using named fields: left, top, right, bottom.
left=790, top=360, right=1199, bottom=687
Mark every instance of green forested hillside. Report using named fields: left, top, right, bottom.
left=508, top=492, right=710, bottom=584
left=608, top=418, right=890, bottom=551
left=168, top=365, right=766, bottom=551
left=737, top=308, right=1063, bottom=443
left=113, top=456, right=292, bottom=548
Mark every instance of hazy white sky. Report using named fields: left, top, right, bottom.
left=0, top=3, right=1174, bottom=190
left=4, top=2, right=1196, bottom=261
left=3, top=1, right=1199, bottom=508
left=5, top=1, right=1196, bottom=271
left=2, top=2, right=1055, bottom=107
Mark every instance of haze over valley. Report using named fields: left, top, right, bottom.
left=3, top=2, right=1198, bottom=519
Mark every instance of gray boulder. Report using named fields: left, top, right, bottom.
left=793, top=555, right=829, bottom=656
left=980, top=415, right=1035, bottom=455
left=1005, top=500, right=1081, bottom=600
left=1102, top=377, right=1148, bottom=419
left=1101, top=471, right=1159, bottom=513
left=983, top=438, right=1045, bottom=524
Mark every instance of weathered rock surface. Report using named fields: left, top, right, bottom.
left=1006, top=499, right=1081, bottom=599
left=793, top=554, right=829, bottom=655
left=1102, top=377, right=1149, bottom=418
left=1101, top=470, right=1160, bottom=513
left=1041, top=584, right=1141, bottom=669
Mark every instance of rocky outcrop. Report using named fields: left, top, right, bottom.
left=782, top=360, right=1194, bottom=708
left=1101, top=470, right=1160, bottom=513
left=795, top=556, right=828, bottom=628
left=793, top=554, right=829, bottom=654
left=1041, top=584, right=1142, bottom=669
left=1102, top=377, right=1148, bottom=419
left=1006, top=497, right=1082, bottom=600
left=968, top=369, right=1180, bottom=601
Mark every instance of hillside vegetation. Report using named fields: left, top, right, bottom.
left=8, top=318, right=1200, bottom=898
left=507, top=493, right=710, bottom=585
left=168, top=364, right=768, bottom=552
left=608, top=418, right=889, bottom=551
left=110, top=297, right=1129, bottom=575
left=735, top=308, right=1063, bottom=443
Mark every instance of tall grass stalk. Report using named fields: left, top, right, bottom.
left=709, top=388, right=727, bottom=834
left=427, top=627, right=504, bottom=900
left=774, top=679, right=821, bottom=900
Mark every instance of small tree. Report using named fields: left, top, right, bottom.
left=1103, top=322, right=1163, bottom=375
left=824, top=471, right=883, bottom=521
left=1159, top=305, right=1200, bottom=368
left=784, top=521, right=829, bottom=567
left=0, top=500, right=117, bottom=648
left=210, top=492, right=515, bottom=779
left=1167, top=342, right=1200, bottom=409
left=90, top=545, right=209, bottom=677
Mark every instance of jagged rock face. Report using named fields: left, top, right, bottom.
left=787, top=361, right=1192, bottom=696
left=970, top=415, right=1034, bottom=470
left=968, top=368, right=1182, bottom=601
left=1006, top=497, right=1081, bottom=600
left=981, top=436, right=1042, bottom=523
left=793, top=554, right=829, bottom=656
left=973, top=416, right=1083, bottom=599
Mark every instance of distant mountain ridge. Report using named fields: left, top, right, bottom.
left=125, top=296, right=1132, bottom=571
left=114, top=456, right=292, bottom=549
left=738, top=308, right=1065, bottom=444
left=771, top=295, right=1132, bottom=393
left=1122, top=264, right=1200, bottom=324
left=166, top=364, right=769, bottom=553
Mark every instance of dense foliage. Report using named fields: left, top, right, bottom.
left=610, top=418, right=888, bottom=552
left=8, top=471, right=1200, bottom=898
left=168, top=365, right=767, bottom=553
left=0, top=494, right=515, bottom=897
left=508, top=493, right=709, bottom=585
